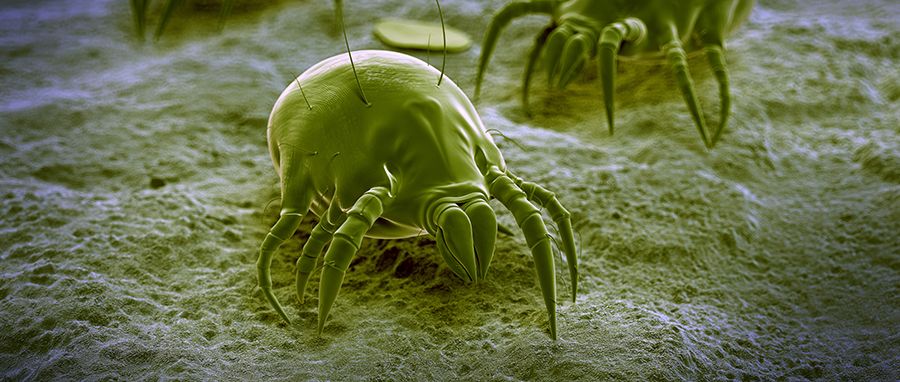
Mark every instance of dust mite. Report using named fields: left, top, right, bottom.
left=257, top=49, right=579, bottom=340
left=475, top=0, right=755, bottom=148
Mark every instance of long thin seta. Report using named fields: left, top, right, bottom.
left=336, top=0, right=369, bottom=106
left=294, top=77, right=312, bottom=110
left=435, top=0, right=447, bottom=86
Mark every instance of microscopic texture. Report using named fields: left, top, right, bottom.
left=0, top=0, right=898, bottom=380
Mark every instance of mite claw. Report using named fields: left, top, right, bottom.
left=463, top=199, right=498, bottom=280
left=665, top=38, right=711, bottom=148
left=435, top=204, right=477, bottom=283
left=705, top=44, right=732, bottom=147
left=544, top=26, right=573, bottom=87
left=599, top=18, right=647, bottom=136
left=557, top=34, right=590, bottom=89
left=258, top=213, right=303, bottom=324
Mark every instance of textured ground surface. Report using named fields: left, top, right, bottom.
left=1, top=0, right=898, bottom=380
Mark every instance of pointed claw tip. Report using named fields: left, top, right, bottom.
left=434, top=205, right=478, bottom=283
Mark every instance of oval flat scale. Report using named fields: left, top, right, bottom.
left=373, top=18, right=472, bottom=53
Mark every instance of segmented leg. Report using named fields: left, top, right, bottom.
left=507, top=171, right=578, bottom=303
left=432, top=203, right=478, bottom=282
left=257, top=151, right=314, bottom=324
left=475, top=0, right=556, bottom=98
left=544, top=25, right=573, bottom=88
left=556, top=33, right=591, bottom=89
left=522, top=24, right=555, bottom=115
left=295, top=221, right=331, bottom=304
left=258, top=213, right=304, bottom=324
left=697, top=1, right=735, bottom=148
left=317, top=186, right=393, bottom=334
left=461, top=199, right=498, bottom=280
left=598, top=18, right=647, bottom=135
left=485, top=166, right=558, bottom=340
left=295, top=201, right=345, bottom=304
left=662, top=26, right=711, bottom=148
left=704, top=44, right=731, bottom=147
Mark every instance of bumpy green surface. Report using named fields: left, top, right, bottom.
left=1, top=0, right=898, bottom=380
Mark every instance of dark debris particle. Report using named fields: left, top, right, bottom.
left=394, top=257, right=418, bottom=278
left=411, top=263, right=438, bottom=283
left=417, top=237, right=436, bottom=247
left=149, top=177, right=166, bottom=189
left=349, top=255, right=366, bottom=270
left=375, top=247, right=400, bottom=273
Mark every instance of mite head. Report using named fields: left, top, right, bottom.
left=426, top=195, right=498, bottom=283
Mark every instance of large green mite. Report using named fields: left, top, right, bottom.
left=258, top=50, right=578, bottom=339
left=476, top=0, right=755, bottom=148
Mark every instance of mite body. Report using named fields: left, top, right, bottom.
left=477, top=0, right=755, bottom=148
left=259, top=50, right=577, bottom=339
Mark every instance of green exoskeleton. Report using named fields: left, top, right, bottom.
left=476, top=0, right=755, bottom=148
left=259, top=50, right=578, bottom=340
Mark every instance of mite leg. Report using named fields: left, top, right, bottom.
left=485, top=166, right=558, bottom=340
left=153, top=0, right=181, bottom=41
left=317, top=186, right=393, bottom=334
left=476, top=0, right=557, bottom=99
left=432, top=203, right=478, bottom=283
left=555, top=33, right=591, bottom=89
left=661, top=25, right=711, bottom=148
left=598, top=18, right=647, bottom=135
left=295, top=201, right=346, bottom=304
left=543, top=25, right=573, bottom=88
left=507, top=171, right=578, bottom=303
left=130, top=0, right=149, bottom=39
left=522, top=24, right=555, bottom=115
left=462, top=199, right=498, bottom=280
left=257, top=153, right=315, bottom=324
left=697, top=2, right=736, bottom=147
left=704, top=44, right=731, bottom=148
